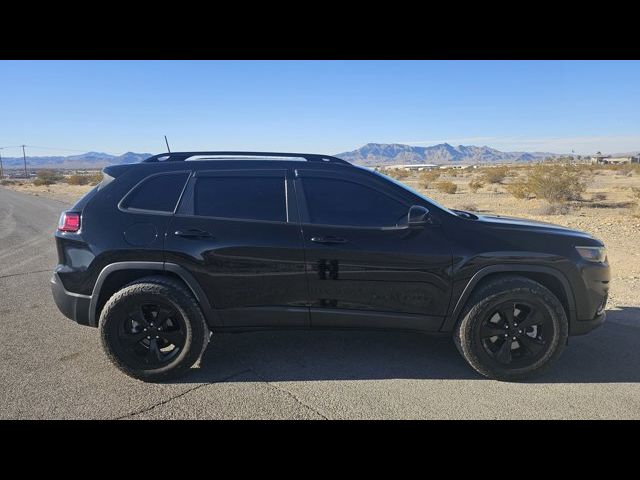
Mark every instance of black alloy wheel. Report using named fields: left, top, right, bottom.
left=478, top=301, right=551, bottom=367
left=116, top=302, right=187, bottom=368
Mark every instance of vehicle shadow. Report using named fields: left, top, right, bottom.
left=179, top=306, right=640, bottom=384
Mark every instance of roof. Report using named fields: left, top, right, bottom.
left=143, top=151, right=350, bottom=166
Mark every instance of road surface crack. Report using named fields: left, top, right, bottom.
left=114, top=369, right=253, bottom=419
left=250, top=369, right=329, bottom=420
left=0, top=269, right=51, bottom=280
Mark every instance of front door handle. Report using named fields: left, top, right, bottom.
left=311, top=236, right=347, bottom=244
left=174, top=229, right=213, bottom=238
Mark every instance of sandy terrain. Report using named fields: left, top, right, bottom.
left=1, top=181, right=95, bottom=204
left=3, top=166, right=639, bottom=309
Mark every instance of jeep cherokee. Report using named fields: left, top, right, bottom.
left=51, top=151, right=610, bottom=381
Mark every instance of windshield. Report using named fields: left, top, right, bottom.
left=369, top=168, right=456, bottom=215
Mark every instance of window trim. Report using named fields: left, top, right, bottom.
left=295, top=170, right=412, bottom=229
left=178, top=168, right=293, bottom=224
left=118, top=170, right=192, bottom=216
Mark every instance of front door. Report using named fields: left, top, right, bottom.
left=295, top=169, right=452, bottom=331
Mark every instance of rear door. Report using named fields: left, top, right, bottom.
left=164, top=168, right=309, bottom=327
left=295, top=169, right=452, bottom=331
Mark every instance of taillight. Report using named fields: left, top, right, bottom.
left=58, top=211, right=81, bottom=232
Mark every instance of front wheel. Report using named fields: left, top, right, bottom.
left=454, top=276, right=568, bottom=381
left=99, top=276, right=210, bottom=382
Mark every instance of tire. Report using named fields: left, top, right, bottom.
left=98, top=275, right=210, bottom=382
left=453, top=275, right=568, bottom=381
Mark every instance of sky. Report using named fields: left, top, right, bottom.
left=0, top=60, right=639, bottom=157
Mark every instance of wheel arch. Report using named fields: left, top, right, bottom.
left=441, top=265, right=576, bottom=333
left=89, top=261, right=220, bottom=328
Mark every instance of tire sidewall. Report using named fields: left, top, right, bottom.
left=456, top=281, right=569, bottom=380
left=99, top=281, right=207, bottom=381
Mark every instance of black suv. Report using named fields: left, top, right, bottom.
left=51, top=151, right=610, bottom=381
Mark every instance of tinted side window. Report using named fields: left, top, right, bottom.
left=302, top=177, right=407, bottom=227
left=194, top=176, right=286, bottom=222
left=122, top=172, right=190, bottom=213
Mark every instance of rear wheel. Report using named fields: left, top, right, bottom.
left=454, top=276, right=568, bottom=381
left=99, top=276, right=210, bottom=382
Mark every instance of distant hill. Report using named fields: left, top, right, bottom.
left=0, top=143, right=585, bottom=170
left=1, top=151, right=154, bottom=169
left=335, top=143, right=562, bottom=166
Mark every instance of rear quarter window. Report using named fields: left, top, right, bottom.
left=120, top=172, right=190, bottom=213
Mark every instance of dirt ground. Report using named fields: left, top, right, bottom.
left=3, top=166, right=639, bottom=309
left=1, top=181, right=96, bottom=204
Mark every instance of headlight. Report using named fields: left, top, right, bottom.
left=575, top=246, right=607, bottom=263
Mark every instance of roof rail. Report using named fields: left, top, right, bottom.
left=143, top=151, right=350, bottom=165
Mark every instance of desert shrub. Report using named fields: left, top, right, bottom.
left=1, top=179, right=15, bottom=186
left=88, top=172, right=103, bottom=185
left=66, top=174, right=91, bottom=185
left=613, top=164, right=637, bottom=176
left=468, top=179, right=484, bottom=193
left=523, top=164, right=588, bottom=203
left=435, top=180, right=457, bottom=194
left=386, top=168, right=410, bottom=180
left=34, top=169, right=63, bottom=186
left=535, top=202, right=571, bottom=215
left=505, top=181, right=532, bottom=200
left=419, top=170, right=441, bottom=183
left=631, top=188, right=640, bottom=201
left=592, top=192, right=607, bottom=202
left=481, top=166, right=510, bottom=184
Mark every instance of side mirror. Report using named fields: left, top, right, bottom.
left=408, top=205, right=430, bottom=227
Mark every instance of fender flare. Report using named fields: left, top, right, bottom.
left=440, top=264, right=576, bottom=332
left=88, top=261, right=220, bottom=328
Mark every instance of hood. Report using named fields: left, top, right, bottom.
left=475, top=213, right=597, bottom=241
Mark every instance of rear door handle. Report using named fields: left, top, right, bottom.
left=311, top=236, right=347, bottom=244
left=174, top=229, right=213, bottom=238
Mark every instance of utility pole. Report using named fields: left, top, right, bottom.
left=0, top=149, right=4, bottom=179
left=21, top=145, right=27, bottom=179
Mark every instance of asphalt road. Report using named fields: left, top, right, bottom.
left=1, top=186, right=639, bottom=419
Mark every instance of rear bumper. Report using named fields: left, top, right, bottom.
left=50, top=273, right=92, bottom=326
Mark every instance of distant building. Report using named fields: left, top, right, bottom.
left=590, top=154, right=639, bottom=165
left=381, top=164, right=439, bottom=171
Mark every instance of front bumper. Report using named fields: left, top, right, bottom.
left=568, top=258, right=609, bottom=336
left=50, top=272, right=92, bottom=326
left=570, top=310, right=606, bottom=336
